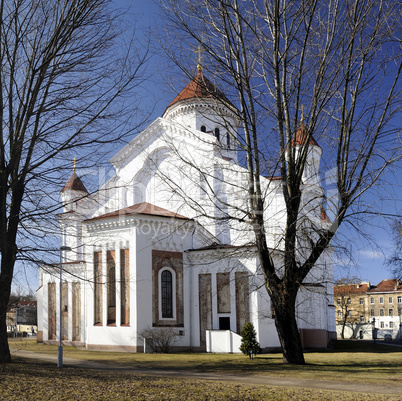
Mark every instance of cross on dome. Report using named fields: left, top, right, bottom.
left=193, top=45, right=204, bottom=72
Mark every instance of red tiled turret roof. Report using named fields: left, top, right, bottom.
left=292, top=122, right=319, bottom=147
left=61, top=172, right=88, bottom=193
left=321, top=204, right=331, bottom=223
left=164, top=70, right=231, bottom=114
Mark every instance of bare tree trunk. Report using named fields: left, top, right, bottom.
left=270, top=285, right=305, bottom=364
left=0, top=251, right=16, bottom=363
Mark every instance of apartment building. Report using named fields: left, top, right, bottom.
left=334, top=279, right=402, bottom=340
left=367, top=279, right=402, bottom=333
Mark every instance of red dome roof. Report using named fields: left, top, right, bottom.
left=292, top=122, right=319, bottom=147
left=164, top=70, right=231, bottom=114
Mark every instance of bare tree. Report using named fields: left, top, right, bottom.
left=157, top=0, right=402, bottom=364
left=0, top=0, right=148, bottom=363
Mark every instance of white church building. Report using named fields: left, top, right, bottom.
left=37, top=65, right=336, bottom=352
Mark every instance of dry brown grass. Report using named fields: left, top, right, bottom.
left=4, top=338, right=402, bottom=400
left=1, top=360, right=401, bottom=401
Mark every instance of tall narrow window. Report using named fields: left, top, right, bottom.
left=94, top=251, right=103, bottom=325
left=226, top=132, right=230, bottom=148
left=161, top=270, right=173, bottom=318
left=201, top=125, right=206, bottom=132
left=62, top=283, right=68, bottom=340
left=120, top=249, right=130, bottom=325
left=107, top=250, right=116, bottom=325
left=214, top=128, right=220, bottom=141
left=217, top=272, right=230, bottom=313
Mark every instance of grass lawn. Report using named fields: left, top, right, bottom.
left=3, top=338, right=402, bottom=400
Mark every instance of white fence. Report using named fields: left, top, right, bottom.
left=206, top=330, right=242, bottom=353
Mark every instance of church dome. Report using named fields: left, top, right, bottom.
left=162, top=69, right=233, bottom=118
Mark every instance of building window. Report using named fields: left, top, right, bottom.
left=389, top=297, right=393, bottom=304
left=337, top=299, right=341, bottom=306
left=389, top=309, right=393, bottom=317
left=214, top=127, right=220, bottom=141
left=337, top=310, right=341, bottom=317
left=380, top=321, right=384, bottom=328
left=360, top=298, right=364, bottom=305
left=399, top=308, right=402, bottom=316
left=380, top=309, right=384, bottom=316
left=161, top=269, right=173, bottom=318
left=390, top=321, right=394, bottom=329
left=217, top=272, right=231, bottom=313
left=347, top=310, right=352, bottom=317
left=370, top=297, right=374, bottom=304
left=94, top=251, right=103, bottom=325
left=226, top=132, right=230, bottom=148
left=380, top=297, right=384, bottom=304
left=201, top=125, right=206, bottom=132
left=106, top=250, right=116, bottom=325
left=360, top=316, right=365, bottom=322
left=120, top=249, right=130, bottom=326
left=398, top=296, right=402, bottom=304
left=347, top=298, right=351, bottom=304
left=370, top=309, right=374, bottom=316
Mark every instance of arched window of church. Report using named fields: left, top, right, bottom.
left=214, top=128, right=220, bottom=141
left=226, top=132, right=230, bottom=148
left=161, top=269, right=173, bottom=318
left=201, top=125, right=206, bottom=132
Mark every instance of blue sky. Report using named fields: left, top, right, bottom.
left=14, top=0, right=401, bottom=294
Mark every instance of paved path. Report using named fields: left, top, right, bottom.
left=10, top=348, right=402, bottom=397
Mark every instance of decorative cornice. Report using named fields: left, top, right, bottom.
left=83, top=213, right=195, bottom=235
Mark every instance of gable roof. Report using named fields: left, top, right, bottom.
left=334, top=282, right=370, bottom=295
left=84, top=202, right=190, bottom=222
left=61, top=172, right=88, bottom=193
left=163, top=70, right=232, bottom=115
left=368, top=279, right=402, bottom=293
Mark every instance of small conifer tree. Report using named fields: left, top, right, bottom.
left=240, top=322, right=261, bottom=359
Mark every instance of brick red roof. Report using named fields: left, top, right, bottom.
left=61, top=173, right=88, bottom=193
left=84, top=202, right=190, bottom=222
left=334, top=283, right=370, bottom=295
left=164, top=70, right=231, bottom=113
left=368, top=279, right=402, bottom=293
left=292, top=122, right=319, bottom=147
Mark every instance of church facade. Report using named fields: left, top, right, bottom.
left=37, top=67, right=336, bottom=352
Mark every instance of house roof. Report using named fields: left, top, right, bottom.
left=334, top=282, right=370, bottom=295
left=84, top=202, right=190, bottom=223
left=368, top=279, right=402, bottom=293
left=292, top=122, right=319, bottom=147
left=61, top=172, right=88, bottom=193
left=164, top=70, right=232, bottom=114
